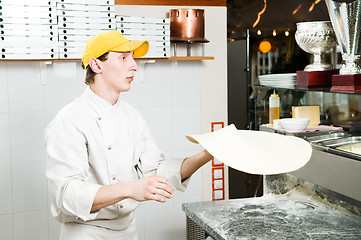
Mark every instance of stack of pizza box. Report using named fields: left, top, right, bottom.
left=116, top=16, right=171, bottom=58
left=0, top=0, right=58, bottom=60
left=56, top=0, right=116, bottom=59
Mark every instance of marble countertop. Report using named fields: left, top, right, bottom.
left=183, top=187, right=361, bottom=240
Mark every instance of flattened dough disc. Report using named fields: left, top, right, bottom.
left=186, top=124, right=312, bottom=175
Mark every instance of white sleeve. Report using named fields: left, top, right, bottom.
left=136, top=117, right=190, bottom=191
left=45, top=117, right=101, bottom=222
left=156, top=158, right=190, bottom=192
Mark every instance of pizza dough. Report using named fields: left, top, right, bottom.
left=186, top=124, right=312, bottom=175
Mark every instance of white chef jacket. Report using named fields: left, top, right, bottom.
left=45, top=87, right=190, bottom=233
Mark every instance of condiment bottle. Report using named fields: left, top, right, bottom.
left=269, top=90, right=280, bottom=125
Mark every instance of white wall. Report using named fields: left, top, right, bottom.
left=0, top=60, right=203, bottom=240
left=115, top=1, right=228, bottom=213
left=0, top=61, right=85, bottom=240
left=0, top=5, right=227, bottom=240
left=121, top=60, right=204, bottom=240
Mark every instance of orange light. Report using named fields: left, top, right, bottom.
left=253, top=0, right=267, bottom=28
left=293, top=4, right=302, bottom=15
left=285, top=30, right=290, bottom=36
left=259, top=40, right=272, bottom=53
left=309, top=0, right=321, bottom=12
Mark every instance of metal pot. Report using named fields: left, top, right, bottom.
left=170, top=9, right=209, bottom=43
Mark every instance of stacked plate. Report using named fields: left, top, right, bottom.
left=116, top=16, right=171, bottom=58
left=258, top=73, right=297, bottom=88
left=0, top=0, right=58, bottom=59
left=56, top=0, right=116, bottom=59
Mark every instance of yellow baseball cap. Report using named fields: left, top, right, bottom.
left=82, top=30, right=149, bottom=67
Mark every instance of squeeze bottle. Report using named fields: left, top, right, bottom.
left=269, top=90, right=280, bottom=125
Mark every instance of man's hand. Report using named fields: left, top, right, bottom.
left=129, top=175, right=173, bottom=203
left=91, top=175, right=173, bottom=212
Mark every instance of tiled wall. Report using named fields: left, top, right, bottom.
left=0, top=60, right=202, bottom=240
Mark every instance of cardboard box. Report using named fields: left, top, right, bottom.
left=59, top=16, right=115, bottom=24
left=59, top=29, right=104, bottom=36
left=58, top=41, right=86, bottom=47
left=58, top=22, right=115, bottom=29
left=1, top=0, right=55, bottom=6
left=1, top=47, right=58, bottom=54
left=0, top=36, right=56, bottom=42
left=117, top=28, right=169, bottom=36
left=0, top=17, right=57, bottom=25
left=0, top=53, right=58, bottom=59
left=55, top=0, right=114, bottom=5
left=0, top=23, right=56, bottom=31
left=116, top=22, right=169, bottom=30
left=122, top=34, right=170, bottom=41
left=292, top=106, right=320, bottom=127
left=57, top=3, right=114, bottom=12
left=57, top=9, right=115, bottom=18
left=58, top=52, right=80, bottom=59
left=1, top=29, right=58, bottom=36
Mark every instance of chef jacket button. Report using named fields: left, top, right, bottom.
left=112, top=176, right=116, bottom=181
left=97, top=117, right=101, bottom=121
left=119, top=204, right=123, bottom=208
left=108, top=146, right=112, bottom=150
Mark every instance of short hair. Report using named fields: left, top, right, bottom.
left=82, top=52, right=109, bottom=85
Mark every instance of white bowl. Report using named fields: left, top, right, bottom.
left=279, top=118, right=310, bottom=131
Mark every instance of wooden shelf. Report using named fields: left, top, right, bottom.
left=0, top=57, right=214, bottom=62
left=138, top=56, right=214, bottom=61
left=0, top=59, right=81, bottom=62
left=114, top=0, right=226, bottom=6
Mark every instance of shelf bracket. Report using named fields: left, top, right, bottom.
left=39, top=61, right=52, bottom=86
left=136, top=60, right=155, bottom=83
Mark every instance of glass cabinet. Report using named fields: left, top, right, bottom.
left=252, top=85, right=361, bottom=134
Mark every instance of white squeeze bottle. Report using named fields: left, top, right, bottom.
left=269, top=90, right=280, bottom=125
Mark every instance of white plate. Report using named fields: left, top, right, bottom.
left=259, top=73, right=296, bottom=79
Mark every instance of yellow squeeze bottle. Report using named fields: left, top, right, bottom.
left=269, top=90, right=280, bottom=125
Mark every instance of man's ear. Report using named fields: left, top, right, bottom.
left=89, top=57, right=102, bottom=74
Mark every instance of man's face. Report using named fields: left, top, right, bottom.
left=98, top=51, right=138, bottom=93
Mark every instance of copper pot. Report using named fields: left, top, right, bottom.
left=170, top=9, right=209, bottom=43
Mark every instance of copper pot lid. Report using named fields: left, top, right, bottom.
left=170, top=9, right=209, bottom=43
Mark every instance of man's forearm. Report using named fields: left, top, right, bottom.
left=180, top=150, right=213, bottom=181
left=91, top=182, right=131, bottom=212
left=91, top=175, right=173, bottom=212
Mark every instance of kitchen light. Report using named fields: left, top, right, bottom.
left=252, top=0, right=267, bottom=28
left=259, top=40, right=272, bottom=53
left=293, top=4, right=302, bottom=15
left=285, top=30, right=290, bottom=36
left=309, top=0, right=321, bottom=12
left=257, top=30, right=262, bottom=35
left=273, top=30, right=276, bottom=36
